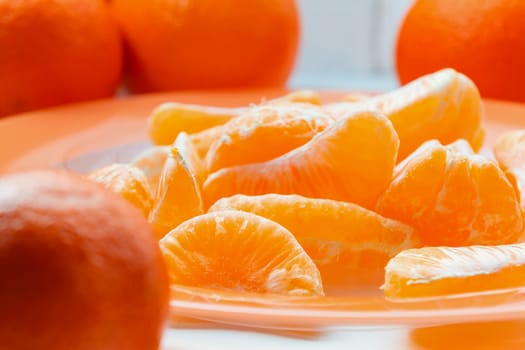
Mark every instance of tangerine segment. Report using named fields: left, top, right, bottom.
left=203, top=110, right=399, bottom=209
left=131, top=145, right=170, bottom=193
left=160, top=210, right=324, bottom=296
left=147, top=91, right=322, bottom=146
left=324, top=69, right=484, bottom=160
left=148, top=148, right=203, bottom=240
left=376, top=140, right=523, bottom=246
left=205, top=104, right=333, bottom=172
left=88, top=163, right=153, bottom=217
left=174, top=132, right=207, bottom=186
left=493, top=130, right=525, bottom=221
left=190, top=101, right=325, bottom=161
left=384, top=244, right=525, bottom=298
left=148, top=103, right=243, bottom=145
left=188, top=124, right=226, bottom=159
left=504, top=169, right=525, bottom=216
left=342, top=92, right=372, bottom=102
left=493, top=130, right=525, bottom=171
left=208, top=194, right=421, bottom=270
left=268, top=90, right=321, bottom=105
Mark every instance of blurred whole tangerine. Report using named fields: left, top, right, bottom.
left=0, top=170, right=169, bottom=350
left=396, top=0, right=525, bottom=102
left=0, top=0, right=122, bottom=117
left=111, top=0, right=300, bottom=92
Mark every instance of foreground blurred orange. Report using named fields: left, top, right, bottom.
left=0, top=0, right=122, bottom=117
left=112, top=0, right=299, bottom=92
left=0, top=170, right=169, bottom=350
left=396, top=0, right=525, bottom=102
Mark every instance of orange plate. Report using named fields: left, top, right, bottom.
left=2, top=90, right=525, bottom=332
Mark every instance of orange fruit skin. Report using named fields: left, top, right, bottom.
left=0, top=170, right=168, bottom=350
left=160, top=210, right=323, bottom=296
left=384, top=244, right=525, bottom=298
left=396, top=0, right=525, bottom=102
left=203, top=110, right=399, bottom=209
left=376, top=140, right=523, bottom=246
left=111, top=0, right=299, bottom=92
left=0, top=0, right=122, bottom=117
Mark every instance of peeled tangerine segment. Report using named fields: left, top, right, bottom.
left=148, top=103, right=240, bottom=145
left=88, top=163, right=153, bottom=217
left=148, top=148, right=203, bottom=240
left=174, top=132, right=207, bottom=186
left=376, top=139, right=523, bottom=246
left=266, top=90, right=321, bottom=106
left=324, top=68, right=484, bottom=160
left=189, top=124, right=227, bottom=159
left=493, top=130, right=525, bottom=215
left=160, top=210, right=324, bottom=296
left=148, top=91, right=322, bottom=146
left=131, top=145, right=170, bottom=193
left=384, top=244, right=525, bottom=298
left=493, top=130, right=525, bottom=171
left=203, top=110, right=399, bottom=210
left=209, top=194, right=421, bottom=272
left=205, top=103, right=333, bottom=172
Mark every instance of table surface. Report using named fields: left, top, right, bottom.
left=161, top=319, right=525, bottom=350
left=161, top=326, right=411, bottom=350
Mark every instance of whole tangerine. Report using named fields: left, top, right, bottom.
left=0, top=0, right=122, bottom=117
left=0, top=170, right=169, bottom=350
left=396, top=0, right=525, bottom=102
left=111, top=0, right=299, bottom=92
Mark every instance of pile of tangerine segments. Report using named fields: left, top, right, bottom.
left=87, top=68, right=525, bottom=310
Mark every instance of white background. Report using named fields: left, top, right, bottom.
left=289, top=0, right=413, bottom=91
